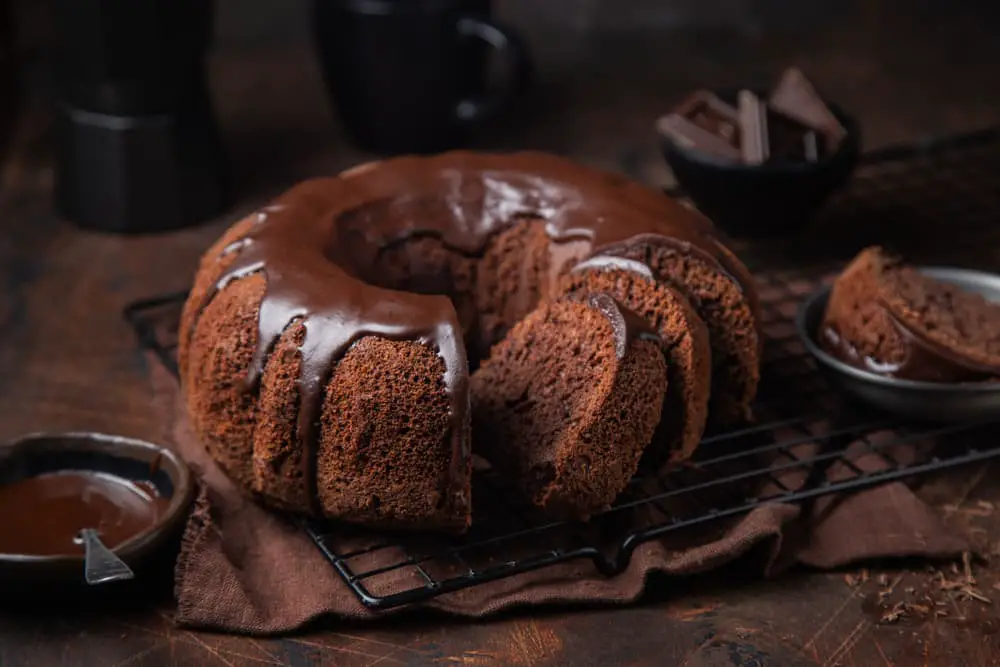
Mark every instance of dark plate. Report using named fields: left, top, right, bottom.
left=0, top=432, right=195, bottom=593
left=796, top=267, right=1000, bottom=422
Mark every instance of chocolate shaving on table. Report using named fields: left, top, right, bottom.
left=657, top=113, right=742, bottom=161
left=768, top=67, right=846, bottom=149
left=738, top=90, right=769, bottom=165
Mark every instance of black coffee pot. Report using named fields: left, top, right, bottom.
left=52, top=0, right=228, bottom=233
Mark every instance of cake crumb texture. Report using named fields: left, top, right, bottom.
left=471, top=298, right=668, bottom=519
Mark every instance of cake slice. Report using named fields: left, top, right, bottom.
left=822, top=246, right=1000, bottom=382
left=557, top=256, right=712, bottom=469
left=471, top=294, right=668, bottom=520
left=608, top=239, right=760, bottom=425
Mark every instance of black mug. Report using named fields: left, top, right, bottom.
left=313, top=0, right=532, bottom=154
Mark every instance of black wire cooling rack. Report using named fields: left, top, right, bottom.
left=124, top=125, right=1000, bottom=610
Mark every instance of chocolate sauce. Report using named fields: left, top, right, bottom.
left=0, top=471, right=169, bottom=556
left=821, top=314, right=1000, bottom=383
left=189, top=152, right=757, bottom=511
left=586, top=293, right=662, bottom=360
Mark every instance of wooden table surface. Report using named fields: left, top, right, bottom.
left=2, top=1, right=1000, bottom=664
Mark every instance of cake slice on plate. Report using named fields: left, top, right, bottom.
left=822, top=246, right=1000, bottom=382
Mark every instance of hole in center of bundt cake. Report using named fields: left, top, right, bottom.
left=331, top=213, right=590, bottom=368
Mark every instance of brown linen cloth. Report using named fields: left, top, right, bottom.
left=150, top=365, right=969, bottom=635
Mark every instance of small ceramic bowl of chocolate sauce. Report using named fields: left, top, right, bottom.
left=796, top=268, right=1000, bottom=423
left=658, top=69, right=861, bottom=238
left=0, top=432, right=194, bottom=594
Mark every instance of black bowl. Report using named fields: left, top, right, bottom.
left=0, top=432, right=195, bottom=599
left=659, top=88, right=861, bottom=238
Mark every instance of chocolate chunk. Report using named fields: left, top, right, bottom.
left=661, top=67, right=845, bottom=165
left=674, top=90, right=741, bottom=145
left=737, top=90, right=769, bottom=165
left=768, top=68, right=846, bottom=149
left=657, top=113, right=742, bottom=161
left=803, top=131, right=820, bottom=162
left=765, top=108, right=823, bottom=163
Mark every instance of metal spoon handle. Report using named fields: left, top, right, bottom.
left=76, top=528, right=135, bottom=585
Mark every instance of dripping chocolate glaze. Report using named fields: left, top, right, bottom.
left=191, top=151, right=757, bottom=512
left=821, top=308, right=1000, bottom=382
left=198, top=205, right=468, bottom=513
left=585, top=293, right=663, bottom=360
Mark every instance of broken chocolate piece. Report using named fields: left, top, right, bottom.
left=768, top=67, right=846, bottom=149
left=738, top=90, right=769, bottom=165
left=661, top=67, right=849, bottom=166
left=674, top=90, right=741, bottom=145
left=657, top=113, right=742, bottom=161
left=766, top=109, right=822, bottom=163
left=803, top=131, right=819, bottom=162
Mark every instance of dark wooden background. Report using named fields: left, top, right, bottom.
left=2, top=0, right=1000, bottom=664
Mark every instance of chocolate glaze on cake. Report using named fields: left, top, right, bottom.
left=180, top=151, right=760, bottom=530
left=194, top=204, right=470, bottom=511
left=572, top=254, right=655, bottom=282
left=580, top=292, right=663, bottom=359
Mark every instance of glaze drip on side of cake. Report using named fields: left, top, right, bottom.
left=583, top=293, right=662, bottom=359
left=188, top=151, right=758, bottom=512
left=195, top=205, right=470, bottom=512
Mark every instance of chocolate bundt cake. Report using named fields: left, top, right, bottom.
left=179, top=151, right=760, bottom=531
left=822, top=246, right=1000, bottom=382
left=557, top=256, right=712, bottom=468
left=470, top=294, right=668, bottom=519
